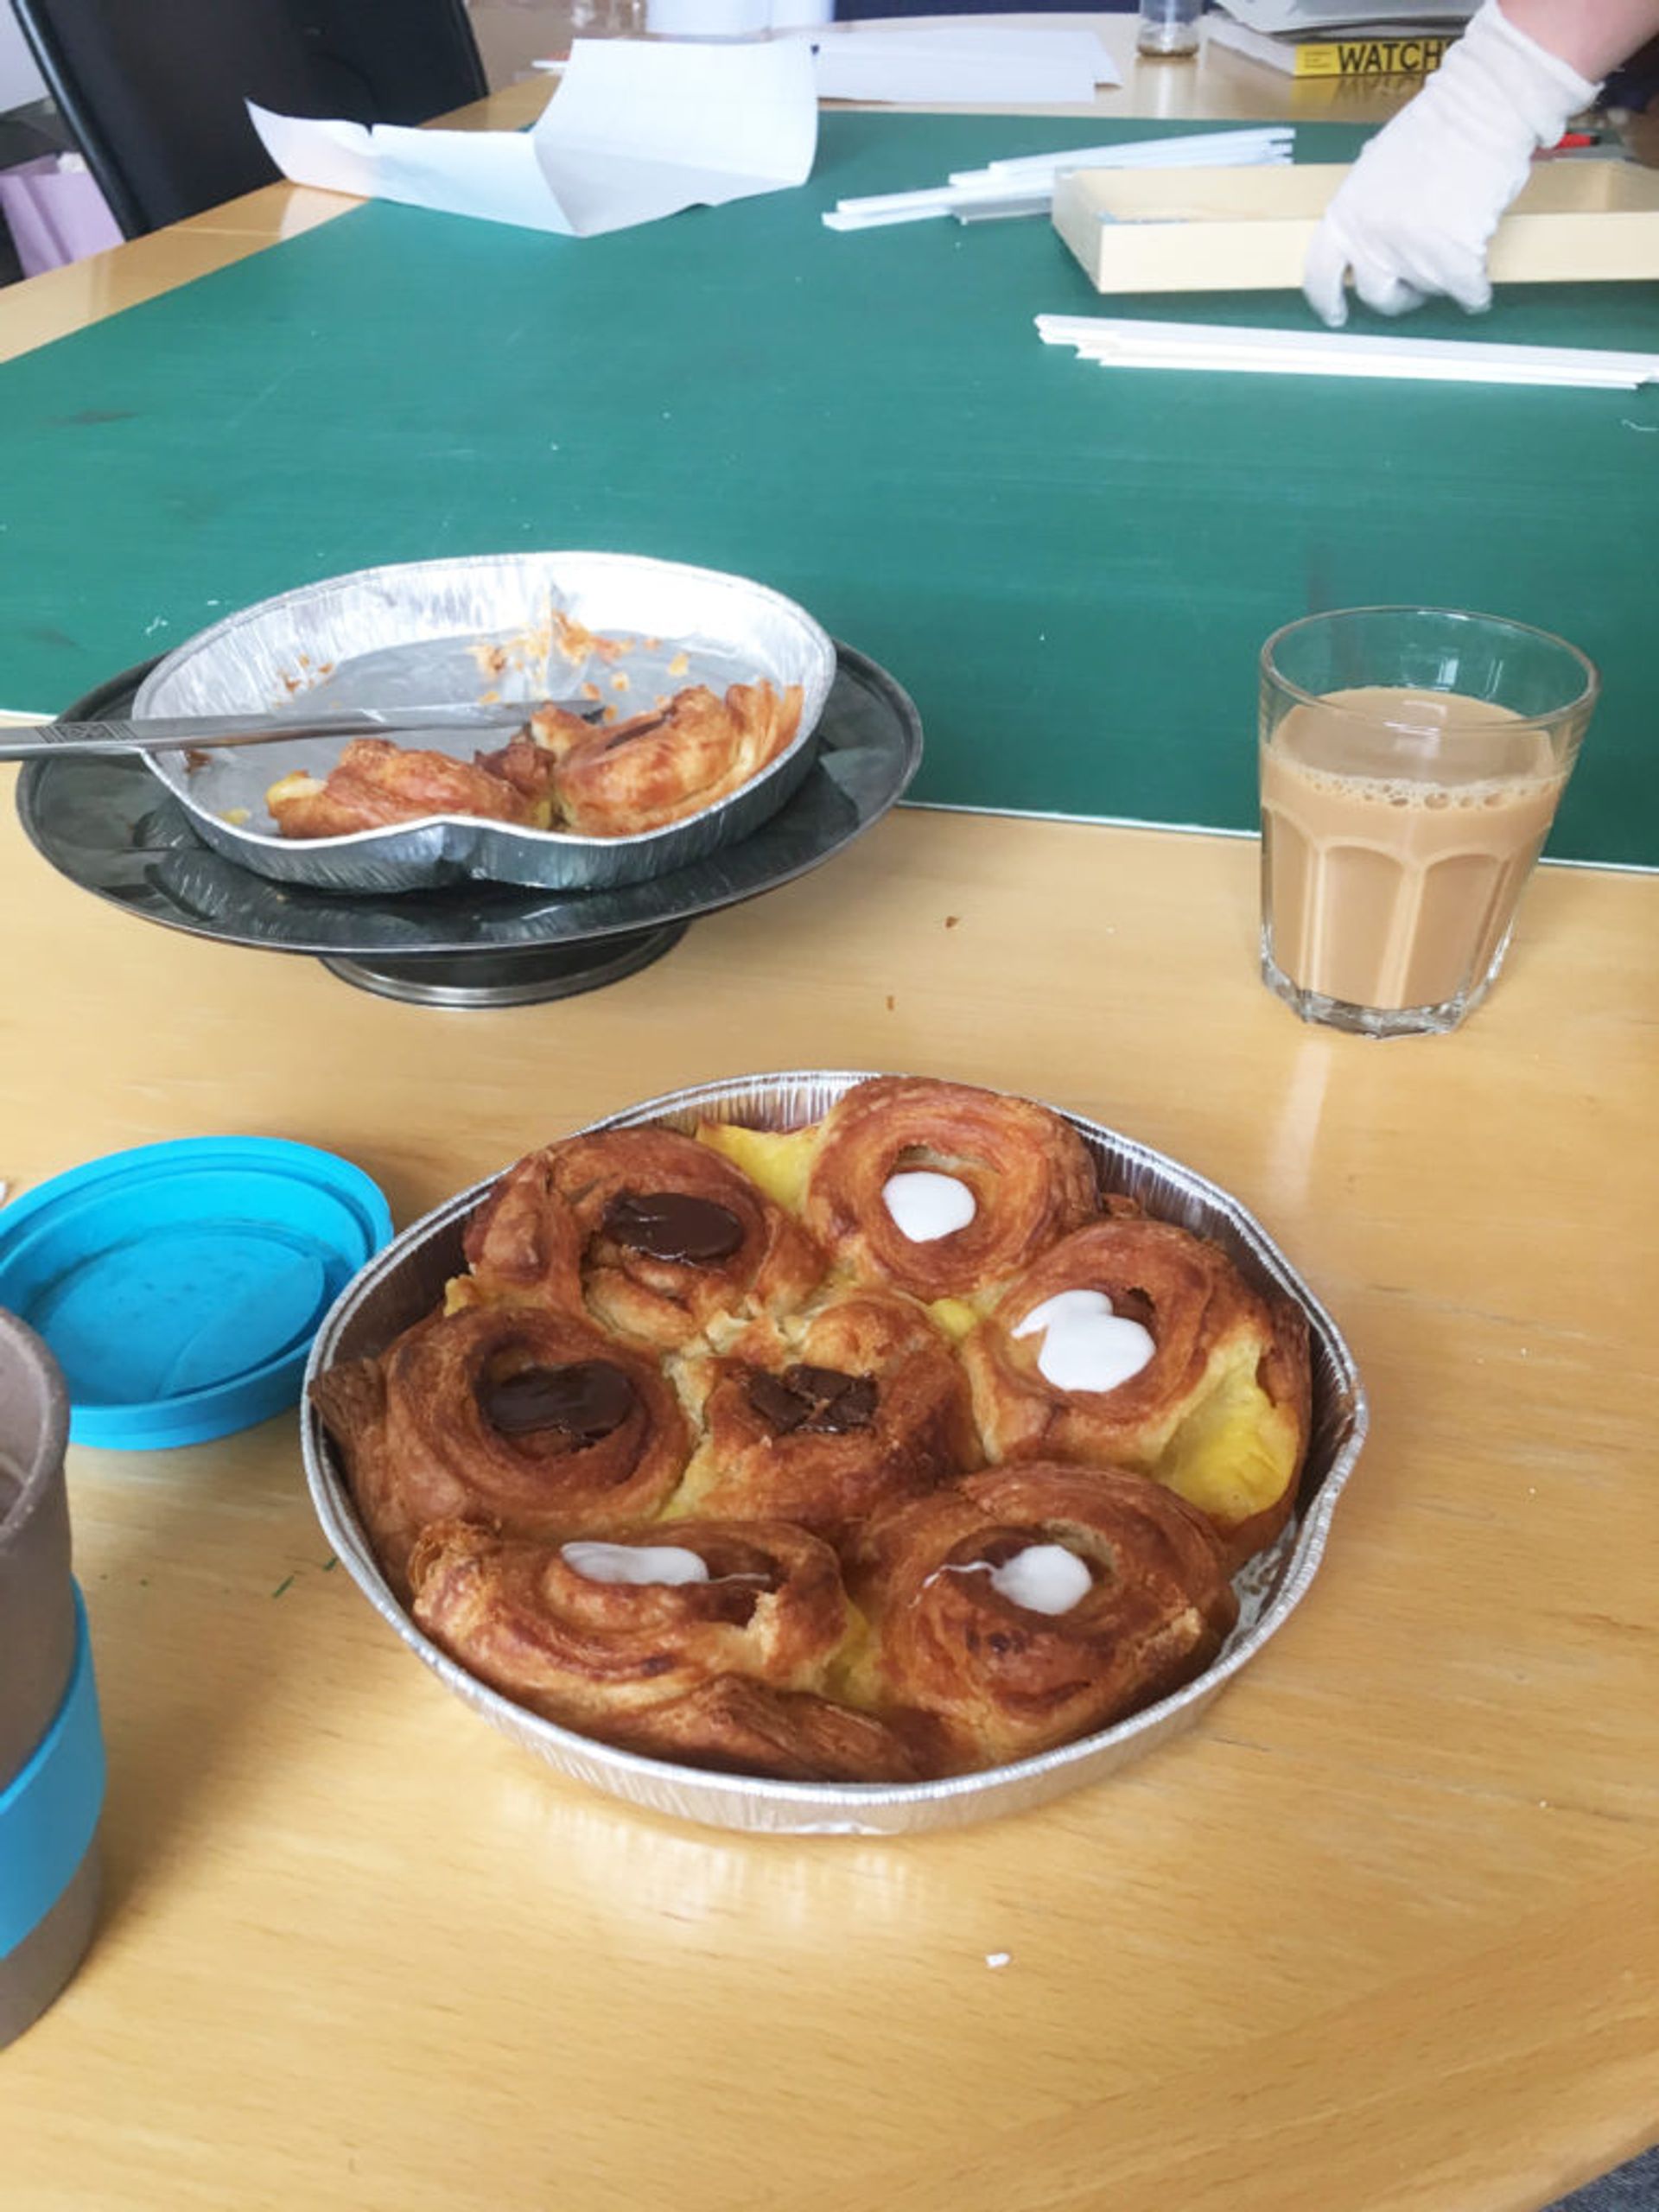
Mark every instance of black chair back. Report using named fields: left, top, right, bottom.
left=10, top=0, right=488, bottom=238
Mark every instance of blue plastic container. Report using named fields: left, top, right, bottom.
left=0, top=1586, right=104, bottom=1964
left=0, top=1137, right=393, bottom=1449
left=0, top=1308, right=101, bottom=2044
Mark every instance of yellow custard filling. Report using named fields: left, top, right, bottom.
left=695, top=1120, right=819, bottom=1213
left=925, top=1296, right=981, bottom=1343
left=1155, top=1343, right=1300, bottom=1527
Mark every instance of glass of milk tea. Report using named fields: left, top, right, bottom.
left=1258, top=607, right=1598, bottom=1039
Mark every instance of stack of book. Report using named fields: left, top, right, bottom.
left=1206, top=0, right=1474, bottom=79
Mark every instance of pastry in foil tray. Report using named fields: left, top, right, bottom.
left=312, top=1077, right=1313, bottom=1784
left=265, top=734, right=559, bottom=839
left=849, top=1464, right=1238, bottom=1769
left=266, top=680, right=802, bottom=842
left=963, top=1217, right=1310, bottom=1573
left=407, top=1518, right=940, bottom=1783
left=452, top=1124, right=825, bottom=1351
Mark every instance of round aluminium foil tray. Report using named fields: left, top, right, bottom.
left=302, top=1074, right=1368, bottom=1836
left=132, top=551, right=837, bottom=894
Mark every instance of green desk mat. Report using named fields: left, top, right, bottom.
left=2, top=114, right=1656, bottom=864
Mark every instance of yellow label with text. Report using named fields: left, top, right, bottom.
left=1293, top=34, right=1452, bottom=76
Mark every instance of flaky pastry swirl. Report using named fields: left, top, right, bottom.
left=408, top=1517, right=934, bottom=1782
left=850, top=1464, right=1237, bottom=1769
left=555, top=681, right=803, bottom=838
left=267, top=737, right=553, bottom=839
left=963, top=1217, right=1311, bottom=1568
left=456, top=1126, right=826, bottom=1352
left=264, top=677, right=800, bottom=842
left=310, top=1305, right=687, bottom=1592
left=671, top=1289, right=979, bottom=1539
left=801, top=1077, right=1099, bottom=1303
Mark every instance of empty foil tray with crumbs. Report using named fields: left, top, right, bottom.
left=133, top=552, right=837, bottom=895
left=302, top=1071, right=1368, bottom=1838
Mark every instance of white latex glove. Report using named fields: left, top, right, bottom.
left=1304, top=0, right=1599, bottom=326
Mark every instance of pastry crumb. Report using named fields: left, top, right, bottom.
left=553, top=609, right=634, bottom=666
left=221, top=807, right=252, bottom=826
left=945, top=916, right=961, bottom=930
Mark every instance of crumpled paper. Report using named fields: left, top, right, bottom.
left=250, top=36, right=817, bottom=239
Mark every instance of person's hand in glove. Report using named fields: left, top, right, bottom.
left=1303, top=0, right=1658, bottom=327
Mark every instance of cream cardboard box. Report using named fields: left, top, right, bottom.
left=1053, top=160, right=1659, bottom=294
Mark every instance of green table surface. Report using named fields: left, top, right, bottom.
left=2, top=114, right=1656, bottom=864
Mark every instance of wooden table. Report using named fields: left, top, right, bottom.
left=1, top=790, right=1654, bottom=2212
left=2, top=47, right=1656, bottom=2212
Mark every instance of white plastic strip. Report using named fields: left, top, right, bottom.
left=824, top=126, right=1293, bottom=232
left=1036, top=315, right=1659, bottom=390
left=949, top=126, right=1293, bottom=184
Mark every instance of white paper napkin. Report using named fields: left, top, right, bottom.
left=808, top=26, right=1121, bottom=106
left=249, top=37, right=818, bottom=240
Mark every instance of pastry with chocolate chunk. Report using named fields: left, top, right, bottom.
left=671, top=1289, right=980, bottom=1543
left=450, top=1123, right=826, bottom=1352
left=310, top=1305, right=686, bottom=1594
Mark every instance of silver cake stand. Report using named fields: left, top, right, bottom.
left=17, top=648, right=922, bottom=1009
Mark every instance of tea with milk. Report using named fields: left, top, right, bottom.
left=1260, top=684, right=1568, bottom=1014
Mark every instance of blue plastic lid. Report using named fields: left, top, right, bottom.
left=0, top=1136, right=392, bottom=1449
left=0, top=1585, right=104, bottom=1961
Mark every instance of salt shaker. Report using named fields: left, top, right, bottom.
left=1138, top=0, right=1203, bottom=58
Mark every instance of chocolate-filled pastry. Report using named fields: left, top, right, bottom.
left=798, top=1077, right=1099, bottom=1305
left=266, top=737, right=555, bottom=839
left=407, top=1516, right=931, bottom=1781
left=849, top=1464, right=1237, bottom=1769
left=556, top=681, right=803, bottom=838
left=963, top=1217, right=1311, bottom=1569
left=672, top=1290, right=980, bottom=1538
left=310, top=1306, right=688, bottom=1592
left=456, top=1126, right=826, bottom=1351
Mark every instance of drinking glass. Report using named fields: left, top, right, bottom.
left=1258, top=607, right=1598, bottom=1038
